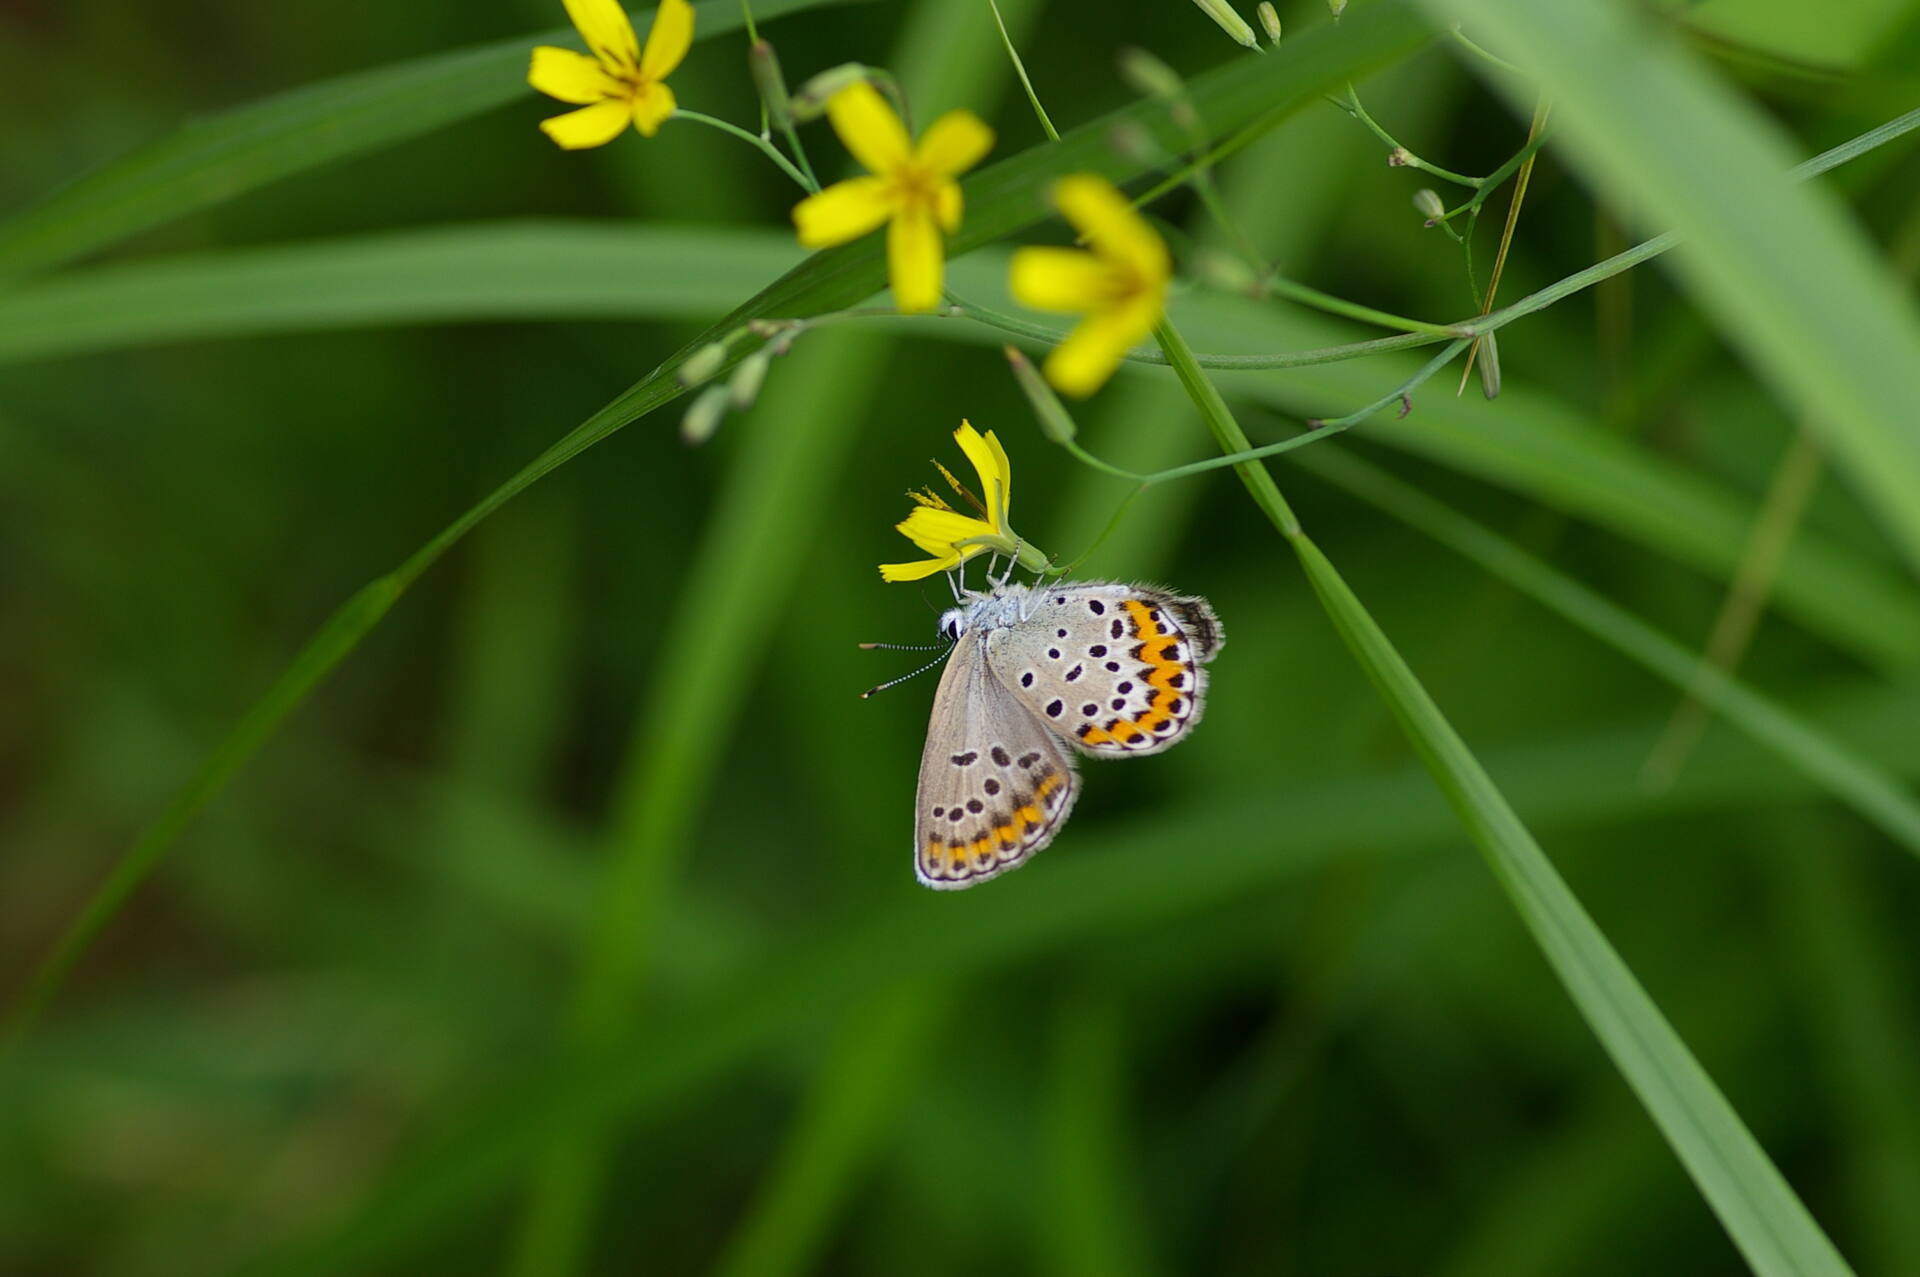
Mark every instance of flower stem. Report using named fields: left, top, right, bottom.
left=1259, top=274, right=1469, bottom=338
left=1154, top=318, right=1303, bottom=537
left=674, top=109, right=814, bottom=191
left=989, top=0, right=1060, bottom=142
left=1056, top=338, right=1468, bottom=490
left=1333, top=87, right=1482, bottom=188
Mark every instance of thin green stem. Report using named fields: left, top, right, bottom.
left=675, top=109, right=814, bottom=190
left=1311, top=339, right=1469, bottom=429
left=988, top=0, right=1059, bottom=142
left=1259, top=274, right=1468, bottom=338
left=1432, top=128, right=1552, bottom=223
left=1335, top=87, right=1483, bottom=187
left=1057, top=343, right=1463, bottom=488
left=1448, top=25, right=1527, bottom=75
left=965, top=105, right=1920, bottom=377
left=1154, top=318, right=1302, bottom=536
left=779, top=119, right=820, bottom=191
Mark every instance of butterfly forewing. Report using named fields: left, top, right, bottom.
left=913, top=633, right=1080, bottom=890
left=985, top=584, right=1223, bottom=758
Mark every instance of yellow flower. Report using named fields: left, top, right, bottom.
left=1008, top=174, right=1171, bottom=397
left=881, top=421, right=1047, bottom=582
left=793, top=83, right=994, bottom=314
left=529, top=0, right=693, bottom=149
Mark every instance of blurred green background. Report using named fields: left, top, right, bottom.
left=5, top=0, right=1920, bottom=1274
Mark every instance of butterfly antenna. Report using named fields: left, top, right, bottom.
left=860, top=650, right=951, bottom=698
left=858, top=640, right=946, bottom=651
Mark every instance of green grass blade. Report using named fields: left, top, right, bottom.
left=1424, top=0, right=1920, bottom=582
left=0, top=575, right=401, bottom=1052
left=228, top=675, right=1920, bottom=1276
left=1042, top=987, right=1156, bottom=1277
left=0, top=222, right=808, bottom=364
left=1152, top=316, right=1855, bottom=1277
left=505, top=331, right=892, bottom=1276
left=713, top=987, right=949, bottom=1277
left=1292, top=444, right=1920, bottom=860
left=0, top=0, right=1430, bottom=1077
left=0, top=0, right=834, bottom=281
left=1288, top=533, right=1853, bottom=1277
left=12, top=207, right=1914, bottom=672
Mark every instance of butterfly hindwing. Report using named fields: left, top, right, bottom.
left=985, top=583, right=1223, bottom=757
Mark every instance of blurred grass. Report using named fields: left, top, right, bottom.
left=5, top=0, right=1920, bottom=1274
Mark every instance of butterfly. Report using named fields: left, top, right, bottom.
left=907, top=580, right=1222, bottom=889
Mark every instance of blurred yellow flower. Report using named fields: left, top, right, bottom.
left=1009, top=174, right=1170, bottom=397
left=793, top=83, right=994, bottom=314
left=529, top=0, right=693, bottom=149
left=881, top=421, right=1045, bottom=582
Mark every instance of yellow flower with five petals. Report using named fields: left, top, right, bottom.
left=1009, top=174, right=1171, bottom=397
left=793, top=83, right=994, bottom=314
left=881, top=421, right=1048, bottom=582
left=529, top=0, right=693, bottom=149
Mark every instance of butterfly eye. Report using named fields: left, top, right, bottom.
left=937, top=609, right=963, bottom=643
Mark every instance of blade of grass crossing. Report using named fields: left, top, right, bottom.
left=1425, top=0, right=1920, bottom=583
left=1153, top=319, right=1855, bottom=1277
left=231, top=673, right=1920, bottom=1277
left=0, top=575, right=401, bottom=1051
left=0, top=0, right=839, bottom=280
left=1290, top=534, right=1853, bottom=1277
left=1043, top=987, right=1156, bottom=1277
left=1767, top=830, right=1920, bottom=1276
left=506, top=330, right=889, bottom=1276
left=1290, top=444, right=1920, bottom=861
left=2, top=0, right=1432, bottom=1052
left=712, top=988, right=950, bottom=1277
left=513, top=0, right=1053, bottom=1263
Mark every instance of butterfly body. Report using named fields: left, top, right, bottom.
left=913, top=581, right=1223, bottom=889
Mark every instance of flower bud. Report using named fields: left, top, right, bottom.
left=1328, top=0, right=1347, bottom=17
left=1189, top=0, right=1258, bottom=49
left=677, top=342, right=728, bottom=388
left=1118, top=48, right=1184, bottom=101
left=680, top=385, right=730, bottom=446
left=1387, top=146, right=1412, bottom=167
left=729, top=350, right=772, bottom=410
left=1005, top=346, right=1079, bottom=444
left=749, top=40, right=793, bottom=131
left=1195, top=248, right=1259, bottom=295
left=1476, top=331, right=1502, bottom=400
left=1107, top=120, right=1160, bottom=165
left=1257, top=3, right=1282, bottom=43
left=792, top=63, right=871, bottom=121
left=1413, top=188, right=1445, bottom=224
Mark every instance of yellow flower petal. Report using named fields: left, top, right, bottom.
left=539, top=99, right=634, bottom=150
left=630, top=80, right=676, bottom=136
left=880, top=555, right=959, bottom=582
left=792, top=176, right=893, bottom=248
left=952, top=421, right=1010, bottom=528
left=898, top=506, right=995, bottom=554
left=528, top=46, right=623, bottom=104
left=826, top=81, right=912, bottom=175
left=1044, top=306, right=1153, bottom=398
left=887, top=209, right=943, bottom=314
left=1055, top=174, right=1169, bottom=280
left=935, top=180, right=962, bottom=234
left=983, top=428, right=1013, bottom=522
left=914, top=110, right=994, bottom=177
left=639, top=0, right=694, bottom=80
left=1009, top=246, right=1116, bottom=314
left=564, top=0, right=640, bottom=71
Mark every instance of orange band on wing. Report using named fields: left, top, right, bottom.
left=1077, top=599, right=1190, bottom=746
left=935, top=771, right=1067, bottom=871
